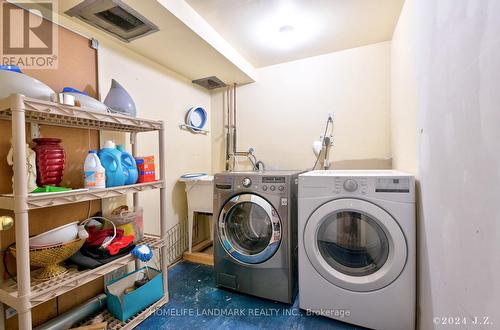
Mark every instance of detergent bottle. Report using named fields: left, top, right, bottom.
left=84, top=150, right=106, bottom=189
left=98, top=141, right=125, bottom=187
left=117, top=144, right=138, bottom=185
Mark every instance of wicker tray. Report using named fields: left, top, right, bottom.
left=10, top=238, right=85, bottom=280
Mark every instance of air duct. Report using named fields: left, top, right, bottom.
left=66, top=0, right=159, bottom=42
left=192, top=76, right=226, bottom=90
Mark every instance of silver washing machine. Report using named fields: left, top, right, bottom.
left=298, top=170, right=416, bottom=329
left=213, top=171, right=301, bottom=304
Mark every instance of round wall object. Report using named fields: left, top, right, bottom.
left=185, top=106, right=207, bottom=132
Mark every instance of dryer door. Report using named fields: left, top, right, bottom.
left=304, top=198, right=407, bottom=292
left=219, top=193, right=282, bottom=264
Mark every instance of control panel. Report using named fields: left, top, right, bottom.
left=333, top=177, right=368, bottom=195
left=332, top=176, right=410, bottom=195
left=375, top=177, right=410, bottom=193
left=236, top=176, right=287, bottom=195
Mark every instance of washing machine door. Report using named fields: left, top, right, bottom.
left=304, top=198, right=407, bottom=292
left=218, top=193, right=282, bottom=264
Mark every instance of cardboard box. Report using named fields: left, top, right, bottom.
left=135, top=156, right=156, bottom=183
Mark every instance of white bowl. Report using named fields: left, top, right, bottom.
left=0, top=70, right=54, bottom=101
left=29, top=221, right=79, bottom=247
left=63, top=92, right=108, bottom=113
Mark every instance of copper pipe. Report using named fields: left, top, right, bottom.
left=223, top=88, right=230, bottom=170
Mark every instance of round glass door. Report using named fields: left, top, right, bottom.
left=219, top=194, right=281, bottom=264
left=225, top=201, right=272, bottom=254
left=317, top=211, right=389, bottom=277
left=304, top=198, right=407, bottom=292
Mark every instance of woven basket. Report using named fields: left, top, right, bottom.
left=10, top=238, right=85, bottom=280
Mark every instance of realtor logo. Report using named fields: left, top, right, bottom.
left=1, top=1, right=58, bottom=69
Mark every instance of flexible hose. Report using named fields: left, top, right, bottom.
left=312, top=118, right=332, bottom=170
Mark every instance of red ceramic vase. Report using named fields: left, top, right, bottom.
left=33, top=138, right=65, bottom=186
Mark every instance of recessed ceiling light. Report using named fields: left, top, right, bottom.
left=279, top=25, right=295, bottom=33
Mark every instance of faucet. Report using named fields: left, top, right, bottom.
left=255, top=160, right=265, bottom=172
left=247, top=147, right=265, bottom=172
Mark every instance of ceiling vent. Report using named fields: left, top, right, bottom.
left=66, top=0, right=158, bottom=42
left=192, top=76, right=227, bottom=90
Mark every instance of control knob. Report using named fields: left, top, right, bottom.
left=343, top=179, right=358, bottom=192
left=242, top=177, right=252, bottom=188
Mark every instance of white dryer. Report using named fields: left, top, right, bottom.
left=298, top=170, right=415, bottom=330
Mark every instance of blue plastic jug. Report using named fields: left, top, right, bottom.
left=98, top=141, right=126, bottom=187
left=117, top=145, right=138, bottom=185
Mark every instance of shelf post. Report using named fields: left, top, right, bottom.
left=11, top=94, right=32, bottom=329
left=159, top=121, right=168, bottom=298
left=130, top=132, right=139, bottom=208
left=130, top=132, right=141, bottom=270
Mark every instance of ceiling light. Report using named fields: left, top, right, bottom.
left=253, top=4, right=320, bottom=51
left=279, top=25, right=295, bottom=33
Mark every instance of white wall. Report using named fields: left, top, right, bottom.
left=211, top=42, right=392, bottom=173
left=390, top=0, right=417, bottom=173
left=97, top=41, right=211, bottom=234
left=53, top=14, right=212, bottom=234
left=392, top=0, right=500, bottom=328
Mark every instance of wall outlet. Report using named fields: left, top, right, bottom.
left=30, top=123, right=40, bottom=139
left=90, top=38, right=99, bottom=50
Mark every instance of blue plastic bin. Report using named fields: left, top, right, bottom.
left=106, top=267, right=164, bottom=321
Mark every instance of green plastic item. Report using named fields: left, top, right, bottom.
left=32, top=186, right=72, bottom=193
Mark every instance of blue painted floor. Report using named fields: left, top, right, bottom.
left=136, top=261, right=361, bottom=330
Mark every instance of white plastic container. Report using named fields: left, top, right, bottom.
left=84, top=150, right=106, bottom=189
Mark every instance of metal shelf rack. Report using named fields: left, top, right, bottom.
left=0, top=94, right=169, bottom=329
